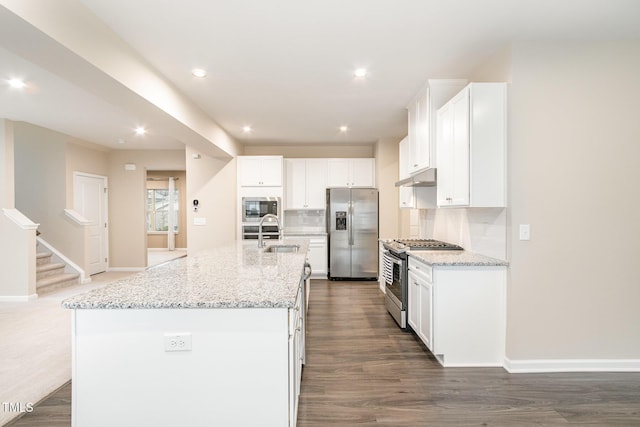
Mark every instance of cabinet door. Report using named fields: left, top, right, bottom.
left=327, top=159, right=351, bottom=187
left=285, top=159, right=306, bottom=209
left=410, top=89, right=430, bottom=174
left=304, top=159, right=328, bottom=209
left=238, top=157, right=263, bottom=186
left=407, top=270, right=420, bottom=332
left=450, top=87, right=470, bottom=206
left=260, top=157, right=283, bottom=186
left=308, top=238, right=327, bottom=276
left=349, top=158, right=374, bottom=187
left=418, top=280, right=433, bottom=351
left=399, top=187, right=415, bottom=209
left=436, top=104, right=454, bottom=206
left=407, top=101, right=418, bottom=172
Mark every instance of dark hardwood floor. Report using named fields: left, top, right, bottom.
left=8, top=280, right=640, bottom=426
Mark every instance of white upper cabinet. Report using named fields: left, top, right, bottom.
left=406, top=80, right=467, bottom=175
left=285, top=158, right=328, bottom=209
left=436, top=83, right=507, bottom=208
left=327, top=158, right=375, bottom=187
left=238, top=156, right=283, bottom=187
left=407, top=87, right=430, bottom=174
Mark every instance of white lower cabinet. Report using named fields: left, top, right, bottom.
left=288, top=285, right=304, bottom=425
left=408, top=255, right=506, bottom=367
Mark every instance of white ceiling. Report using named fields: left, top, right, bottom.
left=2, top=0, right=640, bottom=151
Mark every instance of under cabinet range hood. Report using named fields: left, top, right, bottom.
left=395, top=168, right=437, bottom=187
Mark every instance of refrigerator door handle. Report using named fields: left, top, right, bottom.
left=348, top=201, right=354, bottom=246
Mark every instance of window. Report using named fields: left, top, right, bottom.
left=146, top=189, right=179, bottom=232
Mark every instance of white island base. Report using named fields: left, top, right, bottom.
left=71, top=307, right=298, bottom=427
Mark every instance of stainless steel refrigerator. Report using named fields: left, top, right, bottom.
left=326, top=188, right=379, bottom=280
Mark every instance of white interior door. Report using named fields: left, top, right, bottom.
left=74, top=173, right=108, bottom=275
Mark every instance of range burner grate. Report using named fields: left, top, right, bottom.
left=395, top=239, right=463, bottom=251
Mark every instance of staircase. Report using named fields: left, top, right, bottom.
left=36, top=244, right=80, bottom=294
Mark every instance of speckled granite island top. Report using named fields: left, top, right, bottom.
left=62, top=240, right=309, bottom=310
left=408, top=250, right=509, bottom=267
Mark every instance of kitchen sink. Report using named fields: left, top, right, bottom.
left=263, top=244, right=300, bottom=253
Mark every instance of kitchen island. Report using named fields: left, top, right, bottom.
left=62, top=240, right=309, bottom=427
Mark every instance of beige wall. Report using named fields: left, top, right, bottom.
left=146, top=171, right=187, bottom=249
left=13, top=122, right=76, bottom=256
left=107, top=150, right=185, bottom=268
left=374, top=138, right=401, bottom=239
left=0, top=119, right=15, bottom=209
left=473, top=41, right=640, bottom=361
left=0, top=119, right=36, bottom=298
left=186, top=146, right=237, bottom=253
left=243, top=144, right=374, bottom=158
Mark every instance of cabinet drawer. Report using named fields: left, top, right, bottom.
left=408, top=257, right=432, bottom=283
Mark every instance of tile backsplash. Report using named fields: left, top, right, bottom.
left=283, top=209, right=326, bottom=234
left=419, top=207, right=507, bottom=260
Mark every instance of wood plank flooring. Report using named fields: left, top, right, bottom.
left=7, top=280, right=640, bottom=426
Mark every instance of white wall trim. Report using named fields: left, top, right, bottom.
left=37, top=237, right=90, bottom=284
left=64, top=208, right=91, bottom=225
left=504, top=357, right=640, bottom=373
left=0, top=294, right=38, bottom=302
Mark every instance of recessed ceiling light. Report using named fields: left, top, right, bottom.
left=192, top=68, right=207, bottom=78
left=135, top=126, right=147, bottom=136
left=339, top=125, right=349, bottom=133
left=353, top=68, right=367, bottom=78
left=242, top=125, right=252, bottom=133
left=8, top=78, right=26, bottom=89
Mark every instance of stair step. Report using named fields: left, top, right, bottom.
left=36, top=251, right=53, bottom=266
left=36, top=273, right=80, bottom=294
left=36, top=262, right=65, bottom=280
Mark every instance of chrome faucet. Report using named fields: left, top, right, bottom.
left=258, top=214, right=281, bottom=248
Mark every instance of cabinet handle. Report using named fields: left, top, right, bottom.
left=413, top=163, right=418, bottom=167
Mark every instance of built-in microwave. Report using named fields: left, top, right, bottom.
left=241, top=197, right=281, bottom=223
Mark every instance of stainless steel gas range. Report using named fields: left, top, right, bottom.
left=382, top=239, right=463, bottom=329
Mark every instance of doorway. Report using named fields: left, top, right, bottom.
left=146, top=171, right=187, bottom=267
left=73, top=172, right=108, bottom=275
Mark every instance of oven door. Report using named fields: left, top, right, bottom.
left=383, top=251, right=406, bottom=328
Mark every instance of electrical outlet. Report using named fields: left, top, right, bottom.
left=519, top=224, right=531, bottom=241
left=164, top=333, right=192, bottom=352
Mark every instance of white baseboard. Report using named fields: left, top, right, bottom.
left=504, top=357, right=640, bottom=373
left=107, top=267, right=145, bottom=272
left=0, top=293, right=38, bottom=302
left=147, top=248, right=187, bottom=251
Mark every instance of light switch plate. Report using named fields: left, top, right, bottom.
left=519, top=224, right=530, bottom=240
left=193, top=217, right=206, bottom=226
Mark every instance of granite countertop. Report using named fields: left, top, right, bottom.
left=407, top=250, right=509, bottom=267
left=62, top=240, right=309, bottom=310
